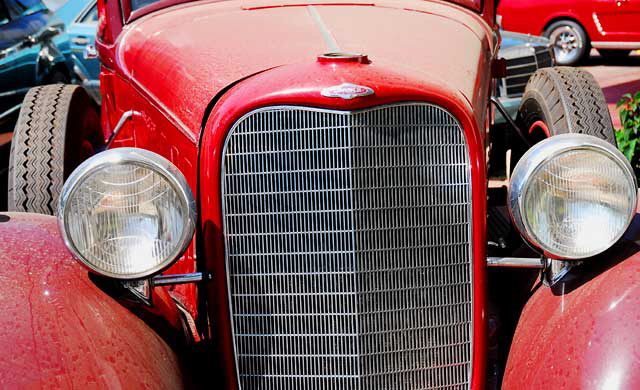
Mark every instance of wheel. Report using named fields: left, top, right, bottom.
left=516, top=67, right=615, bottom=145
left=8, top=84, right=104, bottom=215
left=544, top=20, right=589, bottom=66
left=598, top=49, right=631, bottom=61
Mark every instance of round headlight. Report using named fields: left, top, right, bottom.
left=58, top=148, right=196, bottom=279
left=509, top=134, right=637, bottom=259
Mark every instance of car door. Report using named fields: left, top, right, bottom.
left=593, top=0, right=640, bottom=42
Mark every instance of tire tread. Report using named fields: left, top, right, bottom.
left=8, top=85, right=77, bottom=214
left=519, top=67, right=615, bottom=144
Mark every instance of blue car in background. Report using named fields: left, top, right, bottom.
left=0, top=0, right=50, bottom=50
left=0, top=0, right=97, bottom=211
left=0, top=0, right=98, bottom=120
left=52, top=0, right=99, bottom=101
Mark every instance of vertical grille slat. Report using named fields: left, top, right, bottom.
left=222, top=103, right=473, bottom=390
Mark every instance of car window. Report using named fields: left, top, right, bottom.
left=80, top=4, right=98, bottom=24
left=130, top=0, right=162, bottom=11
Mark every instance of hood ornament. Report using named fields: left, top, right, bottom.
left=321, top=83, right=374, bottom=100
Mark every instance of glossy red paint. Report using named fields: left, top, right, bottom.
left=109, top=0, right=494, bottom=137
left=503, top=216, right=640, bottom=389
left=100, top=0, right=495, bottom=334
left=119, top=0, right=495, bottom=25
left=198, top=57, right=491, bottom=388
left=101, top=69, right=201, bottom=319
left=97, top=0, right=496, bottom=386
left=498, top=0, right=640, bottom=45
left=0, top=213, right=183, bottom=388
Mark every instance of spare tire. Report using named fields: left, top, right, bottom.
left=8, top=84, right=103, bottom=215
left=516, top=67, right=615, bottom=145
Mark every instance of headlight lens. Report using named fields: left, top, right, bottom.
left=58, top=148, right=196, bottom=279
left=509, top=134, right=637, bottom=259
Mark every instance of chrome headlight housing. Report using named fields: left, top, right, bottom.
left=58, top=148, right=196, bottom=279
left=509, top=134, right=637, bottom=259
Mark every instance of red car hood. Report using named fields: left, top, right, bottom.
left=117, top=0, right=495, bottom=136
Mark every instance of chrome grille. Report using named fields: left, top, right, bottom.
left=222, top=103, right=473, bottom=389
left=501, top=46, right=554, bottom=98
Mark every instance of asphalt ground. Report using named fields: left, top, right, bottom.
left=582, top=49, right=640, bottom=129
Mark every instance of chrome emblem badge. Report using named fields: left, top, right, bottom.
left=321, top=83, right=374, bottom=99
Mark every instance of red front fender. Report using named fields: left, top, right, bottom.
left=503, top=217, right=640, bottom=389
left=0, top=213, right=184, bottom=388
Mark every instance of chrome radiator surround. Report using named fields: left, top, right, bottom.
left=221, top=103, right=474, bottom=389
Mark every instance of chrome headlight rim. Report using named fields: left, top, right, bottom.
left=509, top=133, right=637, bottom=260
left=58, top=147, right=197, bottom=280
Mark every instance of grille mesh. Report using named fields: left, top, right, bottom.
left=222, top=104, right=473, bottom=389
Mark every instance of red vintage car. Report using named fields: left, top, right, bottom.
left=2, top=0, right=640, bottom=389
left=497, top=0, right=640, bottom=65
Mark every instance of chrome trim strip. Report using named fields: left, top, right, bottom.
left=152, top=272, right=210, bottom=286
left=592, top=13, right=605, bottom=36
left=487, top=257, right=543, bottom=268
left=591, top=41, right=640, bottom=49
left=221, top=103, right=474, bottom=389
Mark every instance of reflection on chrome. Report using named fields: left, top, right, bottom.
left=510, top=134, right=637, bottom=259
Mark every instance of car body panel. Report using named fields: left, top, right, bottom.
left=498, top=0, right=640, bottom=47
left=100, top=68, right=201, bottom=318
left=117, top=0, right=494, bottom=25
left=96, top=1, right=496, bottom=385
left=113, top=0, right=494, bottom=139
left=0, top=212, right=183, bottom=388
left=503, top=214, right=640, bottom=389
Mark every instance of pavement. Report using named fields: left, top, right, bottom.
left=581, top=50, right=640, bottom=129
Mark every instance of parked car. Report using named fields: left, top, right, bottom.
left=490, top=31, right=554, bottom=187
left=497, top=0, right=640, bottom=65
left=498, top=31, right=553, bottom=99
left=3, top=0, right=639, bottom=388
left=0, top=0, right=97, bottom=118
left=52, top=0, right=99, bottom=101
left=0, top=0, right=50, bottom=50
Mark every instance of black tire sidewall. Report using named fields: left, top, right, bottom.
left=63, top=88, right=103, bottom=179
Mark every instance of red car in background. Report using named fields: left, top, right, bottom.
left=498, top=0, right=640, bottom=65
